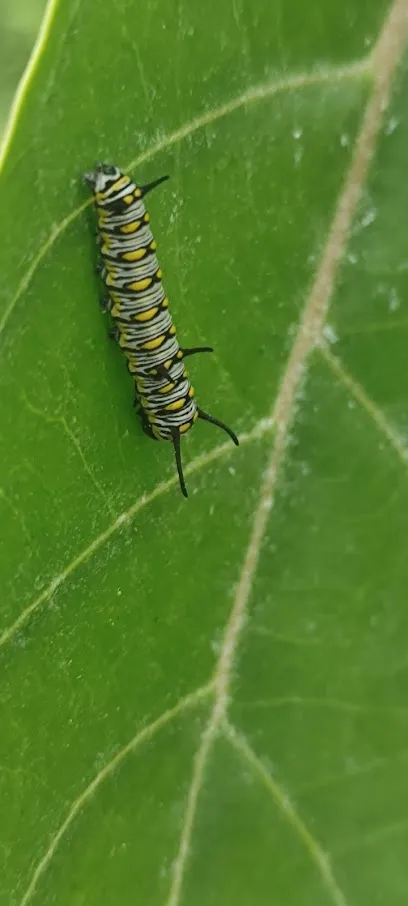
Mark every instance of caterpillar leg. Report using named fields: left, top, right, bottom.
left=197, top=408, right=239, bottom=446
left=83, top=170, right=96, bottom=186
left=140, top=175, right=170, bottom=196
left=108, top=325, right=119, bottom=342
left=171, top=429, right=188, bottom=498
left=138, top=408, right=158, bottom=440
left=181, top=346, right=214, bottom=358
left=100, top=294, right=111, bottom=312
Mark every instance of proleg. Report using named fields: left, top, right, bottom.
left=84, top=162, right=239, bottom=496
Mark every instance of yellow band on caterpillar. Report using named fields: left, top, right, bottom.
left=86, top=162, right=238, bottom=498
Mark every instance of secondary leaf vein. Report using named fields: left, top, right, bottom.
left=320, top=342, right=408, bottom=466
left=17, top=683, right=214, bottom=906
left=0, top=58, right=369, bottom=336
left=163, top=3, right=408, bottom=903
left=0, top=415, right=274, bottom=649
left=224, top=720, right=349, bottom=906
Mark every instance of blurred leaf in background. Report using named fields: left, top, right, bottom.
left=0, top=0, right=47, bottom=131
left=1, top=1, right=408, bottom=905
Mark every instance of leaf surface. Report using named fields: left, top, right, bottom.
left=1, top=1, right=407, bottom=904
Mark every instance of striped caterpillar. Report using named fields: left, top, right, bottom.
left=84, top=163, right=238, bottom=497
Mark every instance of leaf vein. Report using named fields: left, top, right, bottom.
left=224, top=720, right=349, bottom=906
left=236, top=696, right=408, bottom=717
left=0, top=415, right=273, bottom=649
left=320, top=342, right=408, bottom=467
left=0, top=59, right=369, bottom=337
left=21, top=393, right=115, bottom=514
left=17, top=684, right=214, bottom=906
left=163, top=4, right=408, bottom=902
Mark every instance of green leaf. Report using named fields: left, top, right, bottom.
left=1, top=0, right=407, bottom=904
left=0, top=0, right=47, bottom=132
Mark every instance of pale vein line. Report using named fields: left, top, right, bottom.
left=0, top=487, right=32, bottom=545
left=60, top=416, right=115, bottom=513
left=22, top=394, right=114, bottom=513
left=319, top=342, right=408, bottom=466
left=3, top=6, right=406, bottom=902
left=224, top=721, right=348, bottom=906
left=250, top=625, right=326, bottom=647
left=125, top=61, right=368, bottom=174
left=18, top=683, right=213, bottom=906
left=0, top=58, right=369, bottom=337
left=0, top=415, right=273, bottom=649
left=0, top=0, right=61, bottom=170
left=237, top=696, right=408, bottom=716
left=164, top=4, right=408, bottom=904
left=297, top=747, right=408, bottom=795
left=111, top=0, right=151, bottom=104
left=335, top=817, right=408, bottom=854
left=338, top=315, right=408, bottom=337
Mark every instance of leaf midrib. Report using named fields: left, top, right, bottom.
left=6, top=2, right=408, bottom=903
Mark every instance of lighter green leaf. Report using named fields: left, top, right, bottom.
left=1, top=1, right=408, bottom=905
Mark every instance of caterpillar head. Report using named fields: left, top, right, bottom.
left=83, top=163, right=121, bottom=192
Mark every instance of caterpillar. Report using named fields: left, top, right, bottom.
left=84, top=163, right=238, bottom=497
